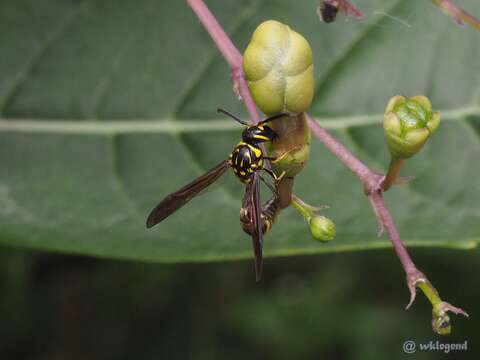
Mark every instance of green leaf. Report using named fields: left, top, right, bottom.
left=1, top=0, right=479, bottom=262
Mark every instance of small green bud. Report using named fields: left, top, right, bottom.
left=243, top=20, right=314, bottom=115
left=432, top=311, right=451, bottom=335
left=383, top=95, right=440, bottom=159
left=415, top=280, right=469, bottom=335
left=308, top=215, right=336, bottom=242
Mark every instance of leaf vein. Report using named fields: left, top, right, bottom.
left=0, top=105, right=478, bottom=134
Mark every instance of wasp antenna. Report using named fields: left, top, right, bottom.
left=217, top=108, right=250, bottom=126
left=258, top=112, right=291, bottom=125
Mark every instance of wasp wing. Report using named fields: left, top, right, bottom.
left=146, top=160, right=230, bottom=228
left=246, top=173, right=263, bottom=281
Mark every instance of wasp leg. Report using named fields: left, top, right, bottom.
left=266, top=145, right=304, bottom=164
left=259, top=174, right=277, bottom=195
left=262, top=167, right=286, bottom=184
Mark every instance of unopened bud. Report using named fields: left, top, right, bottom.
left=309, top=215, right=336, bottom=242
left=383, top=95, right=440, bottom=159
left=243, top=20, right=314, bottom=115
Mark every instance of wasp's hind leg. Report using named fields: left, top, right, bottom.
left=259, top=173, right=277, bottom=195
left=264, top=145, right=304, bottom=164
left=261, top=167, right=286, bottom=184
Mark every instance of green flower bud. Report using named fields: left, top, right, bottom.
left=265, top=112, right=310, bottom=178
left=383, top=95, right=440, bottom=159
left=308, top=215, right=336, bottom=243
left=432, top=310, right=451, bottom=335
left=243, top=20, right=314, bottom=115
left=415, top=280, right=468, bottom=336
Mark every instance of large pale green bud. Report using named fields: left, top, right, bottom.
left=383, top=95, right=440, bottom=159
left=243, top=20, right=314, bottom=115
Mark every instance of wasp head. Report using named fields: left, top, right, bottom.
left=242, top=125, right=277, bottom=144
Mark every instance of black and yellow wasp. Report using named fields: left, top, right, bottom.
left=146, top=109, right=287, bottom=280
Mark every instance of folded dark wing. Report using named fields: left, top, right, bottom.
left=146, top=160, right=230, bottom=228
left=246, top=173, right=263, bottom=281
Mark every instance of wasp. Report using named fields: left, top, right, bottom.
left=146, top=109, right=287, bottom=280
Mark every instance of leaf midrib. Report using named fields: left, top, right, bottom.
left=0, top=105, right=478, bottom=134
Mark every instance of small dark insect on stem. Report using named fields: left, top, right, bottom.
left=317, top=1, right=339, bottom=23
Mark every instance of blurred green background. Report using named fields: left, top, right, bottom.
left=0, top=248, right=477, bottom=359
left=1, top=0, right=479, bottom=358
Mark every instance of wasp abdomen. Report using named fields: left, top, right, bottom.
left=240, top=194, right=280, bottom=235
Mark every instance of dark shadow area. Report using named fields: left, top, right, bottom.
left=0, top=247, right=477, bottom=360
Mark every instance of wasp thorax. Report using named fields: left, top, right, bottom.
left=229, top=142, right=264, bottom=184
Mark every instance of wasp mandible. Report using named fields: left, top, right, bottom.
left=146, top=109, right=287, bottom=280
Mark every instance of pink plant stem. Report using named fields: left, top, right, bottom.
left=369, top=192, right=416, bottom=275
left=369, top=191, right=426, bottom=308
left=187, top=0, right=260, bottom=124
left=338, top=0, right=365, bottom=20
left=307, top=114, right=423, bottom=305
left=187, top=0, right=240, bottom=66
left=432, top=0, right=480, bottom=30
left=306, top=116, right=375, bottom=190
left=187, top=0, right=441, bottom=308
